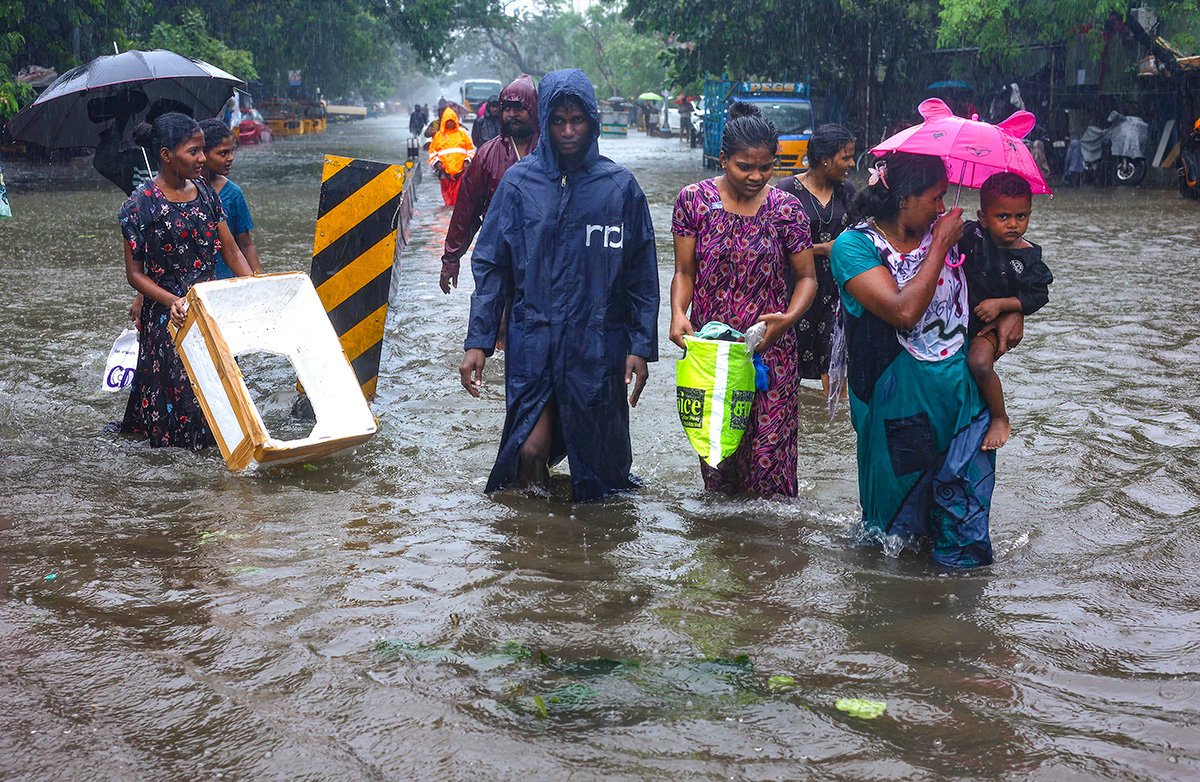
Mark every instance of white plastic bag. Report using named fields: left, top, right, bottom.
left=102, top=329, right=139, bottom=393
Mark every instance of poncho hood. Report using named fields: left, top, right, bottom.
left=439, top=106, right=460, bottom=132
left=532, top=68, right=600, bottom=175
left=499, top=74, right=539, bottom=144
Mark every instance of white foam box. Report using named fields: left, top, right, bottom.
left=172, top=272, right=378, bottom=470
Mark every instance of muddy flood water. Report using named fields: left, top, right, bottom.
left=2, top=115, right=1199, bottom=781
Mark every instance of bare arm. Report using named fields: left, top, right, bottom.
left=669, top=234, right=698, bottom=348
left=843, top=209, right=964, bottom=330
left=233, top=230, right=263, bottom=274
left=217, top=221, right=253, bottom=277
left=974, top=296, right=1022, bottom=324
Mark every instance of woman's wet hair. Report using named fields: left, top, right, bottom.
left=807, top=123, right=857, bottom=167
left=851, top=151, right=948, bottom=221
left=132, top=112, right=202, bottom=157
left=198, top=118, right=233, bottom=151
left=721, top=101, right=778, bottom=159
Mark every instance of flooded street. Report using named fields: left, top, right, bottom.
left=2, top=114, right=1200, bottom=780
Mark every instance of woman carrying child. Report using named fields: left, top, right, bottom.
left=198, top=118, right=263, bottom=278
left=669, top=102, right=817, bottom=497
left=118, top=113, right=254, bottom=450
left=829, top=151, right=1019, bottom=568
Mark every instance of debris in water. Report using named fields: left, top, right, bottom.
left=835, top=698, right=887, bottom=719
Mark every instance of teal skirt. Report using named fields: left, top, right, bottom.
left=848, top=347, right=995, bottom=568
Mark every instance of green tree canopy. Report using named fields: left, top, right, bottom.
left=143, top=9, right=257, bottom=81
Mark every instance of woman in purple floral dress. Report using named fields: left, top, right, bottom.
left=670, top=103, right=817, bottom=497
left=118, top=113, right=253, bottom=450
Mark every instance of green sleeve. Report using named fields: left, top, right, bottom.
left=831, top=230, right=881, bottom=318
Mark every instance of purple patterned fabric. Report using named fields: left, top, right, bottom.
left=672, top=178, right=811, bottom=497
left=117, top=178, right=224, bottom=450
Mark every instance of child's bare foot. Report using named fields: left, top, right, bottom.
left=982, top=416, right=1010, bottom=450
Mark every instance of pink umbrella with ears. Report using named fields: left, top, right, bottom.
left=869, top=98, right=1051, bottom=207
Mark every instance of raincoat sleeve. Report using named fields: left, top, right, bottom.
left=622, top=179, right=660, bottom=362
left=441, top=158, right=488, bottom=277
left=464, top=180, right=514, bottom=357
left=1015, top=246, right=1053, bottom=316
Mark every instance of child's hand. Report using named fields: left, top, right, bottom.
left=974, top=299, right=1005, bottom=323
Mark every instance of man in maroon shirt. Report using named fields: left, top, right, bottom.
left=440, top=75, right=539, bottom=294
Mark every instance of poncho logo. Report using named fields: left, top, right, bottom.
left=585, top=224, right=623, bottom=248
left=677, top=387, right=705, bottom=428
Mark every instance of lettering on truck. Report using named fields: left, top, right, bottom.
left=744, top=82, right=802, bottom=93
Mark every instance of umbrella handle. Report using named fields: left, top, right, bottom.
left=952, top=159, right=968, bottom=208
left=946, top=252, right=966, bottom=269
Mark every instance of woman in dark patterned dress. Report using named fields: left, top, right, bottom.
left=777, top=124, right=857, bottom=393
left=670, top=102, right=817, bottom=498
left=118, top=113, right=253, bottom=450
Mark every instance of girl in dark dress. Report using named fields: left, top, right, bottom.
left=118, top=113, right=254, bottom=450
left=777, top=124, right=857, bottom=392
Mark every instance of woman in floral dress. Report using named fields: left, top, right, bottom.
left=669, top=102, right=817, bottom=497
left=118, top=113, right=253, bottom=450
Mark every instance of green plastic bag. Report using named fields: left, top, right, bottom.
left=676, top=335, right=756, bottom=468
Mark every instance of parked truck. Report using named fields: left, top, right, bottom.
left=702, top=79, right=815, bottom=173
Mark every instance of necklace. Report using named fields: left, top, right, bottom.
left=800, top=174, right=837, bottom=243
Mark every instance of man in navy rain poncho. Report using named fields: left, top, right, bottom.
left=460, top=69, right=660, bottom=502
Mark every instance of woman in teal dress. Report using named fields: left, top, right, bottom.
left=830, top=151, right=1023, bottom=568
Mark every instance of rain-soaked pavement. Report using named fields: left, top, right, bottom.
left=1, top=114, right=1199, bottom=780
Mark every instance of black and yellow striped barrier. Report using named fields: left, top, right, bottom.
left=309, top=155, right=417, bottom=401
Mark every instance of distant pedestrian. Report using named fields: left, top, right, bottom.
left=777, top=123, right=857, bottom=392
left=429, top=106, right=474, bottom=206
left=409, top=103, right=425, bottom=136
left=441, top=75, right=539, bottom=293
left=472, top=94, right=502, bottom=147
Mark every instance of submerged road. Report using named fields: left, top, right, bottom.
left=1, top=114, right=1199, bottom=780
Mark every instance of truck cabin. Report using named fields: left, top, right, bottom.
left=461, top=79, right=503, bottom=118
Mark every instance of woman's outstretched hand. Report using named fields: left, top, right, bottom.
left=755, top=312, right=791, bottom=351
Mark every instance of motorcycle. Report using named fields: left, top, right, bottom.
left=1178, top=117, right=1200, bottom=200
left=1079, top=110, right=1150, bottom=186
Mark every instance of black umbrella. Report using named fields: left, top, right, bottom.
left=6, top=49, right=243, bottom=149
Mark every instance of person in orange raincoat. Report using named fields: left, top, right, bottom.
left=429, top=106, right=474, bottom=206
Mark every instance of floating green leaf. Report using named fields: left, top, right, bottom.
left=767, top=675, right=795, bottom=692
left=835, top=698, right=887, bottom=719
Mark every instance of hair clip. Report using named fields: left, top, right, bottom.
left=867, top=161, right=889, bottom=189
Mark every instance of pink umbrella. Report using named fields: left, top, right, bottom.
left=870, top=98, right=1051, bottom=205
